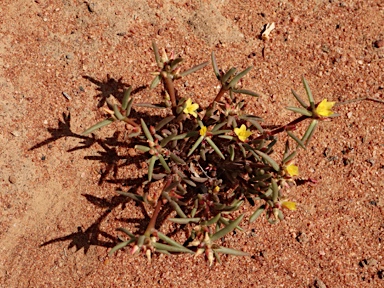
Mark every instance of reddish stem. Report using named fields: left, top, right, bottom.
left=144, top=199, right=162, bottom=237
left=255, top=115, right=308, bottom=140
left=163, top=74, right=176, bottom=108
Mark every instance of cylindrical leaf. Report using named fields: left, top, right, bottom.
left=255, top=150, right=280, bottom=171
left=140, top=118, right=154, bottom=142
left=210, top=214, right=244, bottom=242
left=302, top=77, right=315, bottom=110
left=179, top=61, right=208, bottom=77
left=285, top=106, right=312, bottom=117
left=214, top=246, right=250, bottom=256
left=122, top=86, right=132, bottom=110
left=249, top=204, right=266, bottom=223
left=168, top=217, right=201, bottom=224
left=206, top=138, right=225, bottom=160
left=211, top=52, right=220, bottom=80
left=82, top=118, right=114, bottom=135
left=291, top=88, right=308, bottom=108
left=153, top=242, right=193, bottom=254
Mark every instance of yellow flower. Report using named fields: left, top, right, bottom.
left=285, top=163, right=299, bottom=177
left=281, top=200, right=296, bottom=211
left=213, top=186, right=220, bottom=193
left=314, top=99, right=336, bottom=117
left=234, top=124, right=252, bottom=142
left=183, top=98, right=199, bottom=118
left=200, top=126, right=207, bottom=136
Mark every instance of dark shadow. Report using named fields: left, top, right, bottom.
left=82, top=74, right=147, bottom=108
left=39, top=194, right=130, bottom=253
left=29, top=112, right=97, bottom=151
left=35, top=74, right=180, bottom=254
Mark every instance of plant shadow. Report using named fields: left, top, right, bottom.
left=36, top=74, right=176, bottom=254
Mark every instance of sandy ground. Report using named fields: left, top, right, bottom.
left=1, top=0, right=383, bottom=287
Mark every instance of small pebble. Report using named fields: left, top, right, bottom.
left=87, top=2, right=95, bottom=12
left=314, top=278, right=327, bottom=288
left=11, top=131, right=21, bottom=137
left=62, top=92, right=71, bottom=100
left=373, top=39, right=384, bottom=48
left=9, top=175, right=16, bottom=184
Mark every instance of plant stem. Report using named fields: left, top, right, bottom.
left=163, top=73, right=176, bottom=108
left=213, top=86, right=226, bottom=104
left=143, top=177, right=172, bottom=237
left=123, top=118, right=140, bottom=127
left=203, top=86, right=227, bottom=122
left=255, top=115, right=308, bottom=140
left=144, top=199, right=162, bottom=237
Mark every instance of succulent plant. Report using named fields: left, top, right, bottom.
left=82, top=42, right=337, bottom=265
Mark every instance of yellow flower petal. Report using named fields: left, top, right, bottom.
left=285, top=163, right=299, bottom=177
left=234, top=124, right=252, bottom=142
left=183, top=98, right=199, bottom=118
left=200, top=126, right=207, bottom=136
left=314, top=99, right=336, bottom=117
left=281, top=200, right=296, bottom=211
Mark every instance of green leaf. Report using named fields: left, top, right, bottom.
left=285, top=106, right=312, bottom=117
left=210, top=129, right=231, bottom=136
left=170, top=200, right=187, bottom=218
left=291, top=88, right=308, bottom=108
left=158, top=154, right=171, bottom=173
left=160, top=134, right=178, bottom=147
left=205, top=138, right=225, bottom=159
left=124, top=98, right=134, bottom=117
left=218, top=216, right=244, bottom=232
left=202, top=213, right=221, bottom=226
left=135, top=145, right=151, bottom=153
left=153, top=242, right=193, bottom=254
left=155, top=116, right=175, bottom=131
left=229, top=66, right=252, bottom=88
left=122, top=86, right=132, bottom=110
left=240, top=116, right=264, bottom=133
left=301, top=119, right=318, bottom=145
left=255, top=150, right=280, bottom=171
left=140, top=118, right=154, bottom=142
left=214, top=246, right=250, bottom=256
left=286, top=131, right=306, bottom=149
left=232, top=89, right=261, bottom=97
left=169, top=57, right=183, bottom=70
left=249, top=204, right=266, bottom=223
left=168, top=218, right=201, bottom=224
left=222, top=67, right=237, bottom=85
left=116, top=190, right=144, bottom=202
left=210, top=214, right=244, bottom=242
left=82, top=118, right=114, bottom=135
left=116, top=227, right=135, bottom=238
left=152, top=41, right=161, bottom=68
left=187, top=135, right=204, bottom=157
left=211, top=121, right=227, bottom=132
left=282, top=150, right=297, bottom=165
left=163, top=181, right=179, bottom=193
left=148, top=156, right=157, bottom=181
left=302, top=77, right=315, bottom=110
left=211, top=51, right=220, bottom=80
left=150, top=75, right=161, bottom=89
left=229, top=145, right=235, bottom=161
left=157, top=231, right=192, bottom=252
left=179, top=61, right=208, bottom=77
left=271, top=178, right=279, bottom=202
left=170, top=153, right=186, bottom=165
left=108, top=239, right=135, bottom=256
